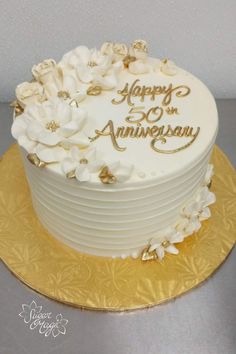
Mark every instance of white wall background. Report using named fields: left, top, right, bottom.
left=0, top=0, right=236, bottom=102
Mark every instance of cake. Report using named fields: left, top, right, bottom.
left=11, top=40, right=218, bottom=260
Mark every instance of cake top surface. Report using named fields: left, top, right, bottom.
left=11, top=40, right=218, bottom=186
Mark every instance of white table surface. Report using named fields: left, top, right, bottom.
left=0, top=100, right=235, bottom=354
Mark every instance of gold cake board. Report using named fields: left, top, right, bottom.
left=0, top=144, right=235, bottom=311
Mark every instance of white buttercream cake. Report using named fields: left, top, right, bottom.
left=11, top=40, right=218, bottom=259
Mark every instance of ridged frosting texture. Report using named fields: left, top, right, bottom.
left=21, top=144, right=215, bottom=258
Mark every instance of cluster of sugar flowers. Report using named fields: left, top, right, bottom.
left=142, top=165, right=215, bottom=261
left=11, top=96, right=134, bottom=183
left=101, top=39, right=178, bottom=76
left=11, top=39, right=178, bottom=184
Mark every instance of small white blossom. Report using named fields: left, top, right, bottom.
left=149, top=227, right=184, bottom=260
left=62, top=146, right=104, bottom=182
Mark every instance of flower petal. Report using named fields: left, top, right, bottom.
left=18, top=135, right=37, bottom=152
left=93, top=74, right=117, bottom=90
left=61, top=132, right=89, bottom=148
left=128, top=60, right=150, bottom=74
left=36, top=145, right=67, bottom=163
left=199, top=207, right=211, bottom=221
left=11, top=117, right=27, bottom=139
left=169, top=231, right=184, bottom=244
left=149, top=243, right=161, bottom=252
left=165, top=244, right=179, bottom=255
left=26, top=121, right=44, bottom=141
left=61, top=157, right=77, bottom=174
left=75, top=165, right=90, bottom=182
left=76, top=66, right=93, bottom=83
left=87, top=160, right=104, bottom=173
left=37, top=130, right=62, bottom=146
left=156, top=246, right=165, bottom=260
left=58, top=119, right=83, bottom=138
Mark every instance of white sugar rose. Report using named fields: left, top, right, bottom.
left=100, top=42, right=114, bottom=56
left=11, top=98, right=90, bottom=163
left=32, top=59, right=59, bottom=84
left=129, top=39, right=148, bottom=60
left=127, top=39, right=150, bottom=74
left=113, top=43, right=128, bottom=60
left=16, top=81, right=46, bottom=108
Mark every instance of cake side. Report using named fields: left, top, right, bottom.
left=21, top=144, right=214, bottom=258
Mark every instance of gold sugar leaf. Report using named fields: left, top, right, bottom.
left=99, top=166, right=117, bottom=184
left=123, top=55, right=136, bottom=69
left=87, top=86, right=102, bottom=96
left=141, top=246, right=158, bottom=261
left=66, top=170, right=76, bottom=179
left=10, top=100, right=24, bottom=117
left=27, top=153, right=46, bottom=168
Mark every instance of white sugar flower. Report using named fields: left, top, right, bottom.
left=184, top=187, right=216, bottom=221
left=32, top=59, right=59, bottom=84
left=160, top=59, right=178, bottom=76
left=62, top=146, right=104, bottom=182
left=59, top=46, right=121, bottom=89
left=176, top=215, right=201, bottom=237
left=107, top=161, right=134, bottom=183
left=43, top=68, right=87, bottom=104
left=178, top=186, right=216, bottom=236
left=11, top=98, right=90, bottom=163
left=149, top=227, right=184, bottom=260
left=203, top=164, right=214, bottom=186
left=16, top=81, right=46, bottom=108
left=127, top=39, right=151, bottom=74
left=129, top=39, right=148, bottom=60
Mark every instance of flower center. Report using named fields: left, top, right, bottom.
left=57, top=91, right=70, bottom=100
left=79, top=158, right=88, bottom=164
left=87, top=60, right=97, bottom=67
left=161, top=240, right=171, bottom=248
left=46, top=120, right=60, bottom=132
